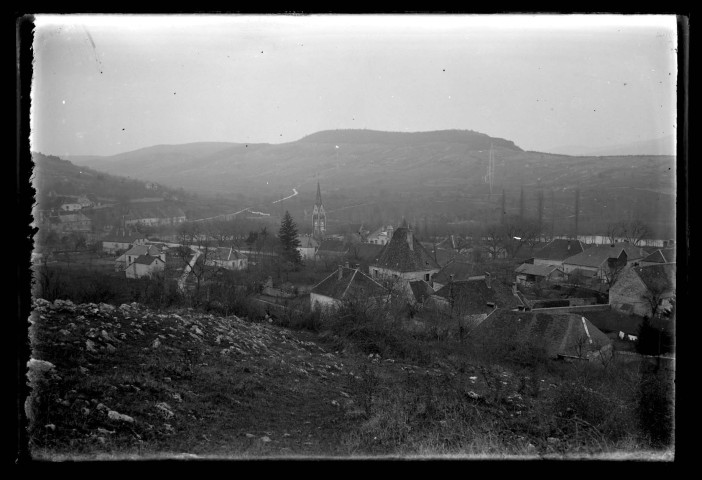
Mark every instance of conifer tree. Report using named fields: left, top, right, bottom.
left=278, top=210, right=302, bottom=265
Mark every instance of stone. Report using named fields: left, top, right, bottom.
left=245, top=433, right=255, bottom=438
left=152, top=338, right=161, bottom=349
left=155, top=402, right=174, bottom=419
left=107, top=410, right=135, bottom=423
left=45, top=424, right=56, bottom=431
left=105, top=344, right=117, bottom=353
left=260, top=436, right=272, bottom=443
left=86, top=340, right=97, bottom=352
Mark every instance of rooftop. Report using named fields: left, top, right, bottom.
left=433, top=277, right=521, bottom=315
left=535, top=239, right=586, bottom=261
left=311, top=266, right=388, bottom=301
left=373, top=226, right=440, bottom=273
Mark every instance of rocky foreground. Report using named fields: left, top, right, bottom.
left=26, top=298, right=660, bottom=460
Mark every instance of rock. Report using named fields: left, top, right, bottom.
left=59, top=329, right=71, bottom=336
left=86, top=340, right=97, bottom=352
left=260, top=436, right=272, bottom=443
left=97, top=427, right=115, bottom=435
left=96, top=403, right=108, bottom=411
left=245, top=433, right=255, bottom=438
left=547, top=437, right=560, bottom=445
left=466, top=391, right=481, bottom=400
left=155, top=402, right=174, bottom=419
left=152, top=338, right=161, bottom=349
left=44, top=424, right=56, bottom=431
left=191, top=326, right=203, bottom=336
left=99, top=303, right=115, bottom=313
left=105, top=344, right=117, bottom=354
left=172, top=393, right=183, bottom=403
left=107, top=410, right=135, bottom=423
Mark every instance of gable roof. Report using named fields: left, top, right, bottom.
left=211, top=247, right=246, bottom=261
left=563, top=244, right=631, bottom=268
left=470, top=310, right=611, bottom=357
left=131, top=255, right=164, bottom=266
left=515, top=263, right=564, bottom=277
left=311, top=266, right=387, bottom=301
left=409, top=280, right=435, bottom=304
left=535, top=239, right=586, bottom=261
left=642, top=247, right=676, bottom=264
left=633, top=264, right=675, bottom=294
left=317, top=239, right=348, bottom=253
left=433, top=261, right=483, bottom=285
left=434, top=278, right=521, bottom=314
left=297, top=235, right=320, bottom=249
left=125, top=244, right=161, bottom=257
left=373, top=226, right=440, bottom=273
left=351, top=243, right=385, bottom=263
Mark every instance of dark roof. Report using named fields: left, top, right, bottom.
left=317, top=239, right=348, bottom=253
left=470, top=310, right=611, bottom=357
left=642, top=247, right=676, bottom=264
left=132, top=255, right=163, bottom=266
left=535, top=239, right=586, bottom=261
left=373, top=227, right=440, bottom=273
left=311, top=266, right=387, bottom=301
left=125, top=244, right=161, bottom=257
left=434, top=278, right=521, bottom=314
left=633, top=264, right=675, bottom=293
left=433, top=261, right=483, bottom=285
left=515, top=263, right=563, bottom=277
left=409, top=280, right=435, bottom=304
left=211, top=247, right=246, bottom=261
left=563, top=244, right=635, bottom=268
left=350, top=243, right=385, bottom=263
left=297, top=235, right=320, bottom=249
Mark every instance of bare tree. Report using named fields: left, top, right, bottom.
left=605, top=221, right=624, bottom=244
left=619, top=219, right=650, bottom=247
left=642, top=277, right=670, bottom=319
left=483, top=224, right=506, bottom=260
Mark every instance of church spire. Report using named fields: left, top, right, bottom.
left=312, top=180, right=326, bottom=238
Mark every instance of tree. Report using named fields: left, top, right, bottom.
left=619, top=219, right=650, bottom=247
left=278, top=211, right=302, bottom=265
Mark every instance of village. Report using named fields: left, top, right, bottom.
left=33, top=178, right=676, bottom=363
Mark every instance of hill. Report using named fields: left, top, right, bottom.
left=64, top=129, right=677, bottom=238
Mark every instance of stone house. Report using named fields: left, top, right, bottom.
left=296, top=235, right=320, bottom=261
left=205, top=247, right=248, bottom=270
left=562, top=243, right=646, bottom=282
left=125, top=255, right=166, bottom=279
left=430, top=275, right=522, bottom=320
left=514, top=263, right=566, bottom=286
left=101, top=229, right=147, bottom=254
left=470, top=309, right=612, bottom=361
left=116, top=244, right=164, bottom=271
left=365, top=225, right=394, bottom=245
left=533, top=238, right=586, bottom=267
left=310, top=265, right=389, bottom=312
left=369, top=222, right=440, bottom=283
left=609, top=264, right=675, bottom=317
left=432, top=260, right=484, bottom=291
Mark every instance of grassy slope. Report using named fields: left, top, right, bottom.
left=26, top=298, right=674, bottom=460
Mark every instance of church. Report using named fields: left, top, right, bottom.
left=312, top=181, right=326, bottom=238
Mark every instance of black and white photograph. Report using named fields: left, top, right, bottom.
left=20, top=13, right=683, bottom=461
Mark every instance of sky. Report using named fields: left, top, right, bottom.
left=30, top=14, right=679, bottom=157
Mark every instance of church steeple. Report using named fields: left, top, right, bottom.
left=312, top=181, right=326, bottom=238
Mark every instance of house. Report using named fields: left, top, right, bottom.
left=431, top=275, right=522, bottom=320
left=101, top=229, right=147, bottom=254
left=297, top=235, right=320, bottom=261
left=76, top=195, right=94, bottom=208
left=59, top=203, right=83, bottom=212
left=562, top=243, right=646, bottom=282
left=116, top=244, right=163, bottom=271
left=609, top=264, right=676, bottom=317
left=347, top=243, right=385, bottom=271
left=533, top=238, right=586, bottom=267
left=407, top=280, right=435, bottom=306
left=315, top=239, right=349, bottom=260
left=640, top=247, right=676, bottom=266
left=469, top=310, right=612, bottom=360
left=125, top=255, right=165, bottom=279
left=370, top=222, right=440, bottom=283
left=514, top=263, right=566, bottom=286
left=54, top=212, right=92, bottom=232
left=432, top=261, right=484, bottom=291
left=205, top=247, right=248, bottom=270
left=123, top=203, right=187, bottom=227
left=310, top=265, right=389, bottom=312
left=365, top=225, right=394, bottom=245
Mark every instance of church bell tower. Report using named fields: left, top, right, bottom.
left=312, top=181, right=326, bottom=238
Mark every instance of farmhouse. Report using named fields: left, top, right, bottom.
left=431, top=275, right=522, bottom=319
left=101, top=229, right=147, bottom=254
left=533, top=238, right=586, bottom=267
left=640, top=247, right=676, bottom=266
left=562, top=243, right=646, bottom=282
left=125, top=255, right=165, bottom=279
left=296, top=235, right=319, bottom=261
left=470, top=310, right=612, bottom=360
left=609, top=264, right=676, bottom=317
left=116, top=244, right=164, bottom=271
left=365, top=225, right=394, bottom=245
left=514, top=263, right=566, bottom=286
left=370, top=222, right=440, bottom=283
left=310, top=265, right=389, bottom=312
left=205, top=247, right=248, bottom=271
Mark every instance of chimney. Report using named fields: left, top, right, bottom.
left=338, top=265, right=344, bottom=280
left=567, top=240, right=571, bottom=251
left=345, top=261, right=350, bottom=269
left=354, top=263, right=360, bottom=270
left=485, top=272, right=491, bottom=288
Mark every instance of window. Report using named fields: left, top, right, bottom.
left=425, top=273, right=430, bottom=282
